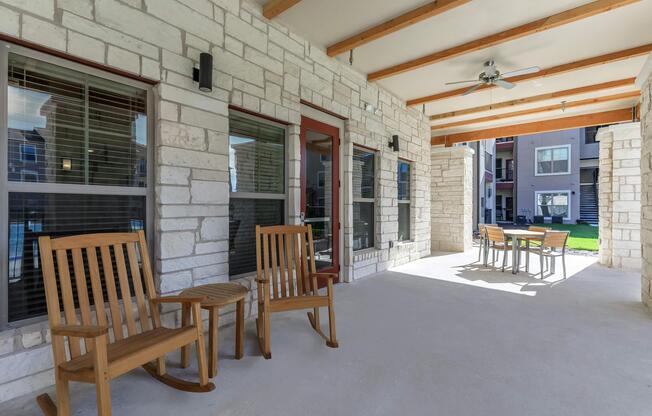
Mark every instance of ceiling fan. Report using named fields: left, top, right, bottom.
left=446, top=60, right=541, bottom=96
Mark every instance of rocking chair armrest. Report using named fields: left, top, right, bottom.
left=309, top=272, right=338, bottom=281
left=51, top=324, right=108, bottom=339
left=151, top=295, right=204, bottom=305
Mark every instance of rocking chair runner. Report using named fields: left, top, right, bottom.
left=36, top=231, right=214, bottom=416
left=255, top=225, right=338, bottom=359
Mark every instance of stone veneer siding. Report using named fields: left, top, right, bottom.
left=0, top=0, right=431, bottom=402
left=597, top=123, right=642, bottom=271
left=640, top=69, right=652, bottom=308
left=430, top=146, right=474, bottom=252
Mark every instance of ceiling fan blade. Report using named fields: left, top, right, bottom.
left=500, top=66, right=541, bottom=78
left=462, top=83, right=484, bottom=96
left=445, top=80, right=479, bottom=85
left=494, top=79, right=516, bottom=90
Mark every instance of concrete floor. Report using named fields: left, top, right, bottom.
left=2, top=249, right=652, bottom=415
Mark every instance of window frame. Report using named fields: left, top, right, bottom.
left=352, top=146, right=377, bottom=252
left=397, top=159, right=412, bottom=242
left=534, top=190, right=571, bottom=221
left=228, top=110, right=288, bottom=280
left=534, top=144, right=571, bottom=176
left=0, top=42, right=155, bottom=329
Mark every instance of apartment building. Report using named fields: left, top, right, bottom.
left=471, top=127, right=601, bottom=227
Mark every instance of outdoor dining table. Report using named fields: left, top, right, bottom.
left=502, top=229, right=544, bottom=274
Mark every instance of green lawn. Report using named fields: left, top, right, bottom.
left=532, top=223, right=598, bottom=251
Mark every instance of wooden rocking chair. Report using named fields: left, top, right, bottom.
left=36, top=231, right=214, bottom=416
left=255, top=225, right=339, bottom=359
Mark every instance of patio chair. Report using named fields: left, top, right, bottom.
left=477, top=223, right=496, bottom=265
left=525, top=225, right=550, bottom=245
left=485, top=226, right=512, bottom=272
left=526, top=230, right=570, bottom=279
left=36, top=231, right=213, bottom=416
left=255, top=224, right=338, bottom=359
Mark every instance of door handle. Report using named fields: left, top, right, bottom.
left=300, top=212, right=305, bottom=224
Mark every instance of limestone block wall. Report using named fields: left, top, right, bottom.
left=640, top=66, right=652, bottom=308
left=431, top=147, right=474, bottom=252
left=0, top=0, right=431, bottom=402
left=598, top=123, right=642, bottom=271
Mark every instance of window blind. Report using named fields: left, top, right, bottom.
left=228, top=114, right=286, bottom=278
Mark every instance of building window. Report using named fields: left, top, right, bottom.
left=352, top=148, right=375, bottom=251
left=535, top=191, right=570, bottom=220
left=484, top=151, right=492, bottom=172
left=397, top=160, right=411, bottom=241
left=228, top=113, right=286, bottom=277
left=19, top=144, right=37, bottom=162
left=3, top=50, right=150, bottom=324
left=584, top=125, right=608, bottom=144
left=535, top=144, right=570, bottom=176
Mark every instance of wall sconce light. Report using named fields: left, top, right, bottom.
left=193, top=52, right=213, bottom=92
left=62, top=159, right=72, bottom=171
left=388, top=135, right=399, bottom=152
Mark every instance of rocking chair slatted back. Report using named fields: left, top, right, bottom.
left=40, top=230, right=158, bottom=365
left=256, top=225, right=316, bottom=300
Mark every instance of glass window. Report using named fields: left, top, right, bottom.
left=484, top=151, right=492, bottom=172
left=8, top=54, right=148, bottom=187
left=3, top=52, right=150, bottom=324
left=229, top=114, right=285, bottom=277
left=536, top=145, right=570, bottom=175
left=8, top=193, right=146, bottom=322
left=536, top=191, right=570, bottom=219
left=584, top=125, right=609, bottom=144
left=353, top=148, right=374, bottom=251
left=397, top=161, right=411, bottom=241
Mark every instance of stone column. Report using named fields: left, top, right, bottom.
left=431, top=146, right=474, bottom=252
left=639, top=56, right=652, bottom=308
left=597, top=123, right=642, bottom=271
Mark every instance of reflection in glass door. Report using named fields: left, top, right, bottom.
left=300, top=117, right=339, bottom=278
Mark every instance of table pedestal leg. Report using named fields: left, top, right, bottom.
left=512, top=235, right=519, bottom=275
left=209, top=308, right=219, bottom=378
left=235, top=300, right=244, bottom=359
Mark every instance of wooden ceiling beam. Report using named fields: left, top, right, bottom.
left=326, top=0, right=470, bottom=57
left=430, top=91, right=640, bottom=130
left=431, top=107, right=638, bottom=146
left=429, top=77, right=636, bottom=121
left=368, top=0, right=640, bottom=82
left=407, top=43, right=652, bottom=106
left=263, top=0, right=302, bottom=19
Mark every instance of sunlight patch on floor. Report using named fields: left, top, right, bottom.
left=390, top=247, right=598, bottom=296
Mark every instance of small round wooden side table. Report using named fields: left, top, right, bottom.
left=179, top=283, right=249, bottom=378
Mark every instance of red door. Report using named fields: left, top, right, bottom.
left=300, top=116, right=340, bottom=282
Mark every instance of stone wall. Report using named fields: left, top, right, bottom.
left=639, top=63, right=652, bottom=308
left=597, top=123, right=642, bottom=271
left=431, top=147, right=474, bottom=252
left=0, top=0, right=431, bottom=402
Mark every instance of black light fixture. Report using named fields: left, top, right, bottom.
left=193, top=52, right=213, bottom=92
left=389, top=134, right=399, bottom=152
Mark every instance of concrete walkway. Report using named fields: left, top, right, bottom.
left=2, top=249, right=651, bottom=415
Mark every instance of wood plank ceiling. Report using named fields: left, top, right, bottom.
left=260, top=0, right=649, bottom=144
